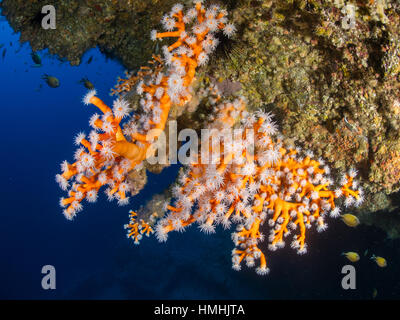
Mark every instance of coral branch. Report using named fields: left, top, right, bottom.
left=56, top=1, right=235, bottom=218
left=147, top=95, right=363, bottom=275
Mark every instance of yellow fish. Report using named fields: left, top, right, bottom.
left=342, top=251, right=360, bottom=262
left=372, top=288, right=378, bottom=299
left=341, top=214, right=360, bottom=227
left=371, top=255, right=387, bottom=268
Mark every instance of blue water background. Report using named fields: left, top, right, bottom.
left=0, top=13, right=399, bottom=299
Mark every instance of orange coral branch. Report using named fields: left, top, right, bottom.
left=144, top=94, right=363, bottom=275
left=57, top=1, right=235, bottom=219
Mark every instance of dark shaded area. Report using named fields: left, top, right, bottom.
left=0, top=0, right=178, bottom=69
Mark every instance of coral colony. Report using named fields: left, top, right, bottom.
left=56, top=1, right=363, bottom=275
left=56, top=0, right=234, bottom=218
left=128, top=92, right=363, bottom=275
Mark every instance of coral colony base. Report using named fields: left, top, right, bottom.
left=56, top=1, right=363, bottom=275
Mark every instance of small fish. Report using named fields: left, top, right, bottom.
left=86, top=55, right=93, bottom=64
left=2, top=48, right=6, bottom=59
left=30, top=51, right=42, bottom=67
left=364, top=249, right=368, bottom=256
left=9, top=41, right=12, bottom=47
left=42, top=74, right=60, bottom=88
left=371, top=255, right=387, bottom=268
left=35, top=84, right=43, bottom=92
left=79, top=77, right=95, bottom=90
left=342, top=251, right=360, bottom=263
left=372, top=288, right=378, bottom=299
left=0, top=44, right=4, bottom=49
left=57, top=57, right=64, bottom=62
left=341, top=214, right=360, bottom=227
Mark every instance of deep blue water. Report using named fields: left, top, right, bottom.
left=0, top=13, right=399, bottom=300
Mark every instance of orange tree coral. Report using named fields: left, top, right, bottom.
left=56, top=1, right=235, bottom=219
left=127, top=93, right=363, bottom=275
